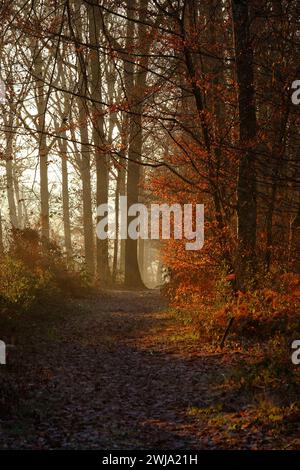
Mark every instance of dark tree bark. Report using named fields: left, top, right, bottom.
left=232, top=0, right=258, bottom=290
left=88, top=1, right=110, bottom=285
left=124, top=0, right=148, bottom=288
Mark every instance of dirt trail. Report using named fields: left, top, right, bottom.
left=0, top=290, right=282, bottom=449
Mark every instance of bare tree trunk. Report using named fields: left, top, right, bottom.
left=88, top=3, right=109, bottom=285
left=72, top=0, right=95, bottom=275
left=69, top=101, right=95, bottom=275
left=22, top=193, right=29, bottom=227
left=124, top=0, right=149, bottom=288
left=112, top=180, right=120, bottom=283
left=0, top=211, right=4, bottom=253
left=232, top=0, right=257, bottom=290
left=125, top=111, right=145, bottom=288
left=33, top=46, right=50, bottom=239
left=54, top=50, right=73, bottom=263
left=119, top=116, right=128, bottom=283
left=79, top=121, right=95, bottom=276
left=263, top=0, right=288, bottom=271
left=61, top=141, right=72, bottom=262
left=5, top=124, right=18, bottom=228
left=13, top=167, right=23, bottom=229
left=138, top=237, right=145, bottom=283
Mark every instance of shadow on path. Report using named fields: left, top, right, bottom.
left=0, top=290, right=244, bottom=449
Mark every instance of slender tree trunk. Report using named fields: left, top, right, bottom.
left=73, top=0, right=95, bottom=275
left=79, top=123, right=96, bottom=276
left=5, top=126, right=18, bottom=228
left=55, top=51, right=73, bottom=263
left=119, top=162, right=127, bottom=282
left=33, top=47, right=50, bottom=239
left=13, top=168, right=23, bottom=229
left=118, top=114, right=128, bottom=282
left=0, top=211, right=4, bottom=253
left=112, top=180, right=120, bottom=283
left=22, top=193, right=28, bottom=227
left=124, top=0, right=149, bottom=288
left=88, top=3, right=109, bottom=285
left=112, top=131, right=127, bottom=284
left=69, top=105, right=95, bottom=275
left=61, top=142, right=72, bottom=262
left=138, top=237, right=145, bottom=283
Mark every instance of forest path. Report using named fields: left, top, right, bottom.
left=0, top=290, right=268, bottom=449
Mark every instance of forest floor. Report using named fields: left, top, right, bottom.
left=0, top=289, right=299, bottom=449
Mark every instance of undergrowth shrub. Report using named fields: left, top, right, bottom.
left=213, top=273, right=300, bottom=341
left=0, top=256, right=38, bottom=312
left=0, top=228, right=90, bottom=315
left=166, top=265, right=300, bottom=344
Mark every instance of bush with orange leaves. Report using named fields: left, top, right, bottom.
left=0, top=228, right=90, bottom=315
left=211, top=273, right=300, bottom=341
left=165, top=267, right=300, bottom=345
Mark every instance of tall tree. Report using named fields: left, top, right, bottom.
left=124, top=0, right=149, bottom=288
left=232, top=0, right=258, bottom=289
left=88, top=1, right=110, bottom=284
